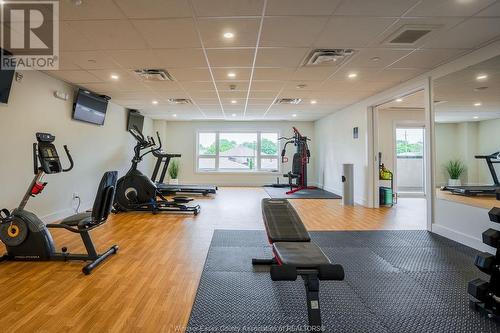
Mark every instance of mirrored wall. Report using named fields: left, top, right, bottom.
left=433, top=55, right=500, bottom=249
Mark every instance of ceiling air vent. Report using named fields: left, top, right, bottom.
left=303, top=49, right=354, bottom=66
left=385, top=25, right=440, bottom=46
left=134, top=69, right=174, bottom=81
left=275, top=98, right=302, bottom=105
left=168, top=98, right=191, bottom=104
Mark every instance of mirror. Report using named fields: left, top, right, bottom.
left=433, top=54, right=500, bottom=249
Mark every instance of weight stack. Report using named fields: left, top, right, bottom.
left=468, top=207, right=500, bottom=320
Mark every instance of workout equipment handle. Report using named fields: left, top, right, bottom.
left=62, top=145, right=74, bottom=172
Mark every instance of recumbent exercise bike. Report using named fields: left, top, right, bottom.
left=0, top=132, right=118, bottom=275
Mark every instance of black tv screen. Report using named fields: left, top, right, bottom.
left=72, top=89, right=109, bottom=125
left=0, top=48, right=15, bottom=104
left=127, top=110, right=144, bottom=132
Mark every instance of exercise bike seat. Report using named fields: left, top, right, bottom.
left=60, top=212, right=93, bottom=227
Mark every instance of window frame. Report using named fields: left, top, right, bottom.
left=196, top=130, right=280, bottom=174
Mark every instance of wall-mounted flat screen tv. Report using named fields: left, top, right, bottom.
left=0, top=48, right=16, bottom=104
left=127, top=109, right=144, bottom=132
left=72, top=89, right=109, bottom=125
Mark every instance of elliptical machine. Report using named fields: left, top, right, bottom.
left=0, top=133, right=119, bottom=275
left=278, top=127, right=316, bottom=195
left=113, top=127, right=201, bottom=215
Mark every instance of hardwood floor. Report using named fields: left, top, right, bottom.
left=0, top=188, right=426, bottom=333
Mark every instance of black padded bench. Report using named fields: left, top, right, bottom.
left=253, top=198, right=345, bottom=330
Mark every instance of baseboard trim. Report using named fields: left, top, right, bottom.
left=432, top=223, right=493, bottom=253
left=40, top=201, right=93, bottom=224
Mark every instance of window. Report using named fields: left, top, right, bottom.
left=197, top=131, right=279, bottom=172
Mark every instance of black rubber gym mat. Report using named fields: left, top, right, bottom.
left=264, top=186, right=342, bottom=199
left=187, top=230, right=499, bottom=333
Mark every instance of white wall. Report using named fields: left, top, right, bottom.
left=435, top=119, right=500, bottom=185
left=0, top=70, right=153, bottom=222
left=314, top=107, right=368, bottom=204
left=158, top=120, right=316, bottom=187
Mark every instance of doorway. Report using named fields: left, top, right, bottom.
left=395, top=127, right=425, bottom=196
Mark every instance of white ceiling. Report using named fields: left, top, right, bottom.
left=434, top=54, right=500, bottom=122
left=38, top=0, right=500, bottom=121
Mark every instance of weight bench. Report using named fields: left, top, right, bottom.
left=252, top=198, right=344, bottom=330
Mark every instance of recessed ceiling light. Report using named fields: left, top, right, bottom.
left=396, top=98, right=403, bottom=102
left=371, top=57, right=381, bottom=62
left=473, top=116, right=479, bottom=119
left=110, top=74, right=119, bottom=80
left=227, top=72, right=236, bottom=78
left=231, top=113, right=236, bottom=117
left=231, top=100, right=237, bottom=104
left=223, top=32, right=234, bottom=39
left=474, top=102, right=482, bottom=107
left=347, top=72, right=358, bottom=79
left=296, top=84, right=307, bottom=89
left=173, top=114, right=177, bottom=118
left=476, top=74, right=488, bottom=81
left=310, top=100, right=317, bottom=104
left=152, top=100, right=159, bottom=105
left=292, top=114, right=297, bottom=118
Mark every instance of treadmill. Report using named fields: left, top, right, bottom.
left=442, top=152, right=500, bottom=196
left=150, top=139, right=217, bottom=196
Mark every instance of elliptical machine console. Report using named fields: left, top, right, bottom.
left=0, top=133, right=119, bottom=274
left=113, top=126, right=201, bottom=215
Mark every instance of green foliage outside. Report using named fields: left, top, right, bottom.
left=261, top=138, right=278, bottom=155
left=199, top=138, right=278, bottom=155
left=396, top=140, right=423, bottom=156
left=247, top=158, right=254, bottom=170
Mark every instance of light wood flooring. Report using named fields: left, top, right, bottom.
left=0, top=188, right=426, bottom=332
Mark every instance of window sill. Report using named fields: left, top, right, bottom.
left=196, top=170, right=280, bottom=175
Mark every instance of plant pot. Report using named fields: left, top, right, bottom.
left=448, top=179, right=461, bottom=186
left=169, top=179, right=179, bottom=185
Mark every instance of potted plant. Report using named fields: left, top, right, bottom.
left=445, top=160, right=465, bottom=186
left=168, top=160, right=180, bottom=185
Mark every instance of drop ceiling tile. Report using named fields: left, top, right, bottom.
left=315, top=17, right=397, bottom=48
left=206, top=49, right=255, bottom=67
left=247, top=98, right=275, bottom=105
left=65, top=20, right=149, bottom=50
left=378, top=68, right=427, bottom=83
left=198, top=18, right=260, bottom=48
left=335, top=0, right=419, bottom=16
left=194, top=99, right=221, bottom=105
left=153, top=49, right=208, bottom=67
left=291, top=66, right=339, bottom=81
left=180, top=81, right=215, bottom=91
left=58, top=54, right=83, bottom=70
left=107, top=50, right=158, bottom=69
left=142, top=81, right=184, bottom=91
left=218, top=91, right=249, bottom=98
left=114, top=0, right=192, bottom=19
left=260, top=16, right=329, bottom=47
left=476, top=1, right=500, bottom=16
left=60, top=51, right=120, bottom=70
left=216, top=81, right=249, bottom=91
left=347, top=48, right=413, bottom=69
left=132, top=19, right=200, bottom=49
left=266, top=0, right=340, bottom=16
left=48, top=70, right=102, bottom=84
left=61, top=0, right=125, bottom=20
left=60, top=21, right=98, bottom=51
left=82, top=81, right=151, bottom=94
left=255, top=48, right=309, bottom=67
left=250, top=91, right=279, bottom=99
left=405, top=0, right=496, bottom=17
left=88, top=69, right=139, bottom=82
left=283, top=81, right=324, bottom=90
left=188, top=91, right=219, bottom=99
left=191, top=0, right=264, bottom=17
left=422, top=18, right=500, bottom=49
left=251, top=81, right=285, bottom=91
left=211, top=68, right=253, bottom=81
left=253, top=68, right=295, bottom=80
left=390, top=48, right=469, bottom=69
left=168, top=68, right=212, bottom=81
